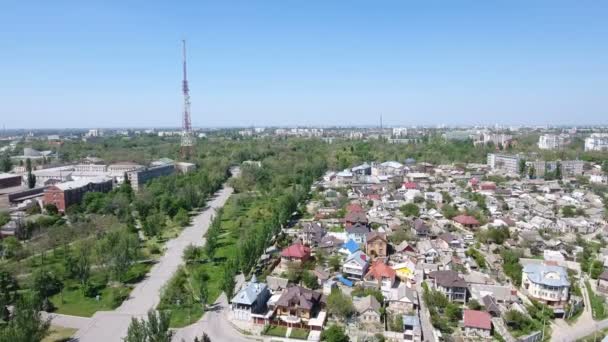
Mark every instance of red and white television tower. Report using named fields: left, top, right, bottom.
left=180, top=40, right=195, bottom=159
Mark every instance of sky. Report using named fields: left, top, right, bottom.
left=1, top=1, right=607, bottom=129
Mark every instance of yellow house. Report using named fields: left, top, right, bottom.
left=392, top=261, right=416, bottom=281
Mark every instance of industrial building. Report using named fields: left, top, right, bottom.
left=43, top=177, right=113, bottom=212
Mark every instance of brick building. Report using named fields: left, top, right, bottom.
left=43, top=177, right=113, bottom=212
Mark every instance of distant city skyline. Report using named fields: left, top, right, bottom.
left=2, top=1, right=607, bottom=129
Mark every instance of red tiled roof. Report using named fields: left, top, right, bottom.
left=480, top=182, right=497, bottom=190
left=464, top=310, right=492, bottom=330
left=403, top=182, right=418, bottom=189
left=469, top=177, right=479, bottom=186
left=346, top=203, right=364, bottom=213
left=453, top=215, right=480, bottom=226
left=281, top=243, right=311, bottom=259
left=364, top=260, right=396, bottom=281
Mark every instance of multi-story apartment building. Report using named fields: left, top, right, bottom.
left=487, top=153, right=521, bottom=174
left=538, top=134, right=567, bottom=150
left=585, top=133, right=608, bottom=151
left=474, top=133, right=512, bottom=147
left=127, top=163, right=175, bottom=192
left=522, top=263, right=570, bottom=308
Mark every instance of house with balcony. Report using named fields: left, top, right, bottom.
left=522, top=263, right=570, bottom=310
left=272, top=286, right=324, bottom=324
left=230, top=275, right=271, bottom=321
left=364, top=259, right=397, bottom=297
left=426, top=270, right=468, bottom=303
left=342, top=250, right=370, bottom=280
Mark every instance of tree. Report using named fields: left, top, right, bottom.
left=31, top=269, right=63, bottom=309
left=125, top=317, right=147, bottom=342
left=124, top=310, right=173, bottom=342
left=328, top=255, right=342, bottom=272
left=602, top=161, right=608, bottom=174
left=400, top=203, right=420, bottom=217
left=467, top=298, right=482, bottom=310
left=326, top=290, right=355, bottom=321
left=198, top=282, right=208, bottom=306
left=44, top=203, right=59, bottom=216
left=302, top=271, right=319, bottom=290
left=0, top=296, right=51, bottom=342
left=173, top=208, right=190, bottom=227
left=528, top=164, right=536, bottom=179
left=1, top=236, right=22, bottom=259
left=518, top=159, right=527, bottom=175
left=26, top=158, right=36, bottom=189
left=194, top=333, right=212, bottom=342
left=145, top=309, right=172, bottom=342
left=0, top=154, right=12, bottom=173
left=321, top=324, right=349, bottom=342
left=183, top=244, right=202, bottom=263
left=0, top=270, right=19, bottom=321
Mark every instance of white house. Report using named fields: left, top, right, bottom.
left=522, top=263, right=570, bottom=308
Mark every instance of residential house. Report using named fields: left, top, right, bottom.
left=346, top=222, right=371, bottom=244
left=364, top=259, right=397, bottom=296
left=300, top=222, right=326, bottom=246
left=412, top=219, right=430, bottom=238
left=403, top=314, right=423, bottom=342
left=453, top=215, right=480, bottom=230
left=354, top=295, right=382, bottom=327
left=436, top=233, right=462, bottom=251
left=387, top=285, right=418, bottom=314
left=463, top=309, right=492, bottom=339
left=342, top=250, right=370, bottom=280
left=522, top=263, right=570, bottom=308
left=427, top=270, right=468, bottom=303
left=279, top=243, right=311, bottom=272
left=598, top=271, right=608, bottom=294
left=273, top=286, right=324, bottom=323
left=231, top=275, right=271, bottom=321
left=340, top=239, right=360, bottom=255
left=365, top=231, right=388, bottom=259
left=392, top=260, right=417, bottom=282
left=416, top=240, right=439, bottom=263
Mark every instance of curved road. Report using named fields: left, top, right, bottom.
left=74, top=181, right=234, bottom=342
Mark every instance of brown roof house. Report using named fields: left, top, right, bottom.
left=273, top=286, right=324, bottom=324
left=427, top=270, right=468, bottom=303
left=598, top=270, right=608, bottom=294
left=365, top=231, right=388, bottom=259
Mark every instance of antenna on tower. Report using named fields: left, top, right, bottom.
left=180, top=39, right=195, bottom=159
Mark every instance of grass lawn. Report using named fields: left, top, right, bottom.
left=264, top=325, right=287, bottom=337
left=50, top=283, right=131, bottom=317
left=586, top=281, right=608, bottom=320
left=160, top=195, right=248, bottom=327
left=43, top=325, right=77, bottom=342
left=289, top=328, right=309, bottom=339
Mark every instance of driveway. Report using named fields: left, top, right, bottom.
left=73, top=182, right=234, bottom=342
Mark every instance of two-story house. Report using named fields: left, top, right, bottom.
left=346, top=222, right=371, bottom=244
left=343, top=250, right=370, bottom=280
left=522, top=263, right=570, bottom=308
left=273, top=286, right=324, bottom=323
left=427, top=270, right=468, bottom=303
left=299, top=222, right=326, bottom=246
left=365, top=231, right=388, bottom=259
left=231, top=275, right=271, bottom=321
left=364, top=259, right=397, bottom=297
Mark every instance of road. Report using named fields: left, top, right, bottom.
left=414, top=271, right=436, bottom=342
left=551, top=277, right=608, bottom=342
left=73, top=181, right=234, bottom=342
left=172, top=275, right=251, bottom=342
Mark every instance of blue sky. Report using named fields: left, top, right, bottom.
left=1, top=1, right=607, bottom=128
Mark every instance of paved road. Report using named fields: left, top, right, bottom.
left=74, top=182, right=234, bottom=342
left=172, top=275, right=251, bottom=342
left=551, top=277, right=608, bottom=342
left=414, top=271, right=436, bottom=342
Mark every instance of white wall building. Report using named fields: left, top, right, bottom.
left=538, top=134, right=567, bottom=150
left=585, top=133, right=608, bottom=151
left=522, top=263, right=569, bottom=307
